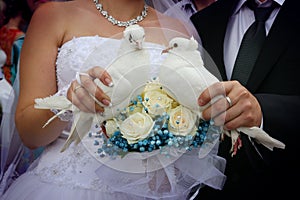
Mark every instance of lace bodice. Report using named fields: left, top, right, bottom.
left=56, top=36, right=118, bottom=90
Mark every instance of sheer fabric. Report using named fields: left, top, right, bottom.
left=1, top=36, right=226, bottom=199
left=149, top=0, right=201, bottom=44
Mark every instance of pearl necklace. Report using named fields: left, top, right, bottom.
left=93, top=0, right=148, bottom=27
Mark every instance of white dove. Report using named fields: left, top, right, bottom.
left=89, top=24, right=151, bottom=124
left=159, top=36, right=285, bottom=156
left=35, top=24, right=151, bottom=152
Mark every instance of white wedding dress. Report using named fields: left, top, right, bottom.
left=1, top=36, right=226, bottom=200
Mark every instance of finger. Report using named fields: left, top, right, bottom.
left=88, top=67, right=113, bottom=87
left=79, top=74, right=112, bottom=107
left=201, top=96, right=228, bottom=120
left=198, top=81, right=242, bottom=106
left=213, top=104, right=242, bottom=128
left=72, top=85, right=104, bottom=113
left=198, top=82, right=227, bottom=106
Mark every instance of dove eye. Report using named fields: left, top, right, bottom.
left=129, top=34, right=133, bottom=43
left=173, top=43, right=178, bottom=48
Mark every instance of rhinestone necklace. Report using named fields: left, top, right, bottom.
left=93, top=0, right=148, bottom=27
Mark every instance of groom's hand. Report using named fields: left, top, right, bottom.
left=198, top=81, right=262, bottom=130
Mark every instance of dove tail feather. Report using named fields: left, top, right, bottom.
left=60, top=129, right=78, bottom=152
left=237, top=127, right=286, bottom=151
left=60, top=137, right=74, bottom=152
left=42, top=110, right=66, bottom=128
left=60, top=119, right=79, bottom=152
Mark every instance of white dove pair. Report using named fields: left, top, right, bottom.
left=35, top=24, right=285, bottom=154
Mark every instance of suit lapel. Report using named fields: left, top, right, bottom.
left=246, top=0, right=297, bottom=92
left=191, top=0, right=239, bottom=81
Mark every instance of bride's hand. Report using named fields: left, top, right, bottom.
left=67, top=66, right=113, bottom=113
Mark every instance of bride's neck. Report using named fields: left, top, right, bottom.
left=99, top=0, right=145, bottom=21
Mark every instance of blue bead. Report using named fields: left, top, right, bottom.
left=168, top=140, right=173, bottom=146
left=138, top=141, right=143, bottom=146
left=157, top=130, right=163, bottom=135
left=142, top=140, right=148, bottom=146
left=139, top=147, right=145, bottom=152
left=114, top=131, right=120, bottom=136
left=156, top=140, right=162, bottom=146
left=129, top=106, right=135, bottom=112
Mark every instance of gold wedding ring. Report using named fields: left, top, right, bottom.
left=225, top=96, right=232, bottom=107
left=73, top=85, right=83, bottom=93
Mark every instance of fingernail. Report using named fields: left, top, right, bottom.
left=198, top=98, right=204, bottom=106
left=102, top=99, right=112, bottom=107
left=105, top=78, right=114, bottom=87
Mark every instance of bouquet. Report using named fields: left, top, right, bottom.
left=91, top=77, right=221, bottom=159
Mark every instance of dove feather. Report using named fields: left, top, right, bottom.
left=160, top=37, right=285, bottom=152
left=237, top=127, right=286, bottom=150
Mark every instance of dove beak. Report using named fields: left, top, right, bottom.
left=136, top=41, right=143, bottom=50
left=161, top=47, right=173, bottom=54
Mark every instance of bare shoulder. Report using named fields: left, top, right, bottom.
left=27, top=0, right=92, bottom=46
left=29, top=2, right=70, bottom=34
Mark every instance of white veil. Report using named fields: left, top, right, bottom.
left=148, top=0, right=202, bottom=45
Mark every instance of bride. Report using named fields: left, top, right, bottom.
left=1, top=0, right=225, bottom=199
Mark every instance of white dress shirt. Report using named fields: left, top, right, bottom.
left=224, top=0, right=284, bottom=80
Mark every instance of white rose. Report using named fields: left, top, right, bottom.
left=120, top=112, right=154, bottom=144
left=104, top=119, right=119, bottom=138
left=168, top=105, right=197, bottom=136
left=142, top=78, right=164, bottom=93
left=143, top=90, right=173, bottom=118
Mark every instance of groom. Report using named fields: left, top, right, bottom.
left=191, top=0, right=300, bottom=197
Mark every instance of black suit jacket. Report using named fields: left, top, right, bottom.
left=191, top=0, right=300, bottom=197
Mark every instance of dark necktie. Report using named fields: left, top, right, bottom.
left=182, top=2, right=196, bottom=16
left=231, top=1, right=276, bottom=85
